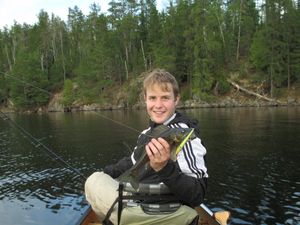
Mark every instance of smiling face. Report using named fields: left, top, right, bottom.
left=144, top=83, right=179, bottom=124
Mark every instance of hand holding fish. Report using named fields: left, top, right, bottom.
left=117, top=125, right=195, bottom=189
left=146, top=137, right=171, bottom=171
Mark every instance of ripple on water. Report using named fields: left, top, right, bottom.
left=1, top=109, right=300, bottom=225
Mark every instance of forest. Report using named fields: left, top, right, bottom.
left=0, top=0, right=300, bottom=110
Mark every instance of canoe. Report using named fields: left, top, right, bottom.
left=77, top=204, right=230, bottom=225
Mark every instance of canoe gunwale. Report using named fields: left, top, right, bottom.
left=78, top=204, right=229, bottom=225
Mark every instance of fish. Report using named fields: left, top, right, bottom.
left=117, top=124, right=195, bottom=190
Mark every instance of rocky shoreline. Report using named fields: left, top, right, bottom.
left=2, top=96, right=299, bottom=114
left=47, top=93, right=300, bottom=112
left=65, top=99, right=300, bottom=112
left=1, top=87, right=299, bottom=114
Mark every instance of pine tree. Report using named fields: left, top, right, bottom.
left=48, top=15, right=68, bottom=86
left=67, top=6, right=86, bottom=71
left=189, top=0, right=226, bottom=98
left=225, top=0, right=258, bottom=63
left=283, top=0, right=300, bottom=88
left=250, top=0, right=287, bottom=97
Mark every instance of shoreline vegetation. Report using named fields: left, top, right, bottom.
left=1, top=82, right=299, bottom=114
left=2, top=98, right=299, bottom=114
left=1, top=1, right=300, bottom=114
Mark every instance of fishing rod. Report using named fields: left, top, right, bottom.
left=3, top=74, right=227, bottom=224
left=0, top=110, right=87, bottom=181
left=0, top=73, right=148, bottom=181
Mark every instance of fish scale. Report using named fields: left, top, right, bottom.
left=117, top=125, right=195, bottom=189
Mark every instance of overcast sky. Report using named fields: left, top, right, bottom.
left=0, top=0, right=168, bottom=29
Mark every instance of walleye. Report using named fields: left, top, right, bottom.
left=117, top=125, right=195, bottom=190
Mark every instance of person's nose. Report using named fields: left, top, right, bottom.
left=154, top=98, right=163, bottom=108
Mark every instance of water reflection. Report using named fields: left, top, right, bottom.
left=0, top=108, right=300, bottom=224
left=0, top=118, right=88, bottom=225
left=189, top=107, right=300, bottom=225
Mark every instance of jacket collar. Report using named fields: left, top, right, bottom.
left=149, top=113, right=177, bottom=128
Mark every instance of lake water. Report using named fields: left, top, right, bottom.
left=0, top=107, right=299, bottom=225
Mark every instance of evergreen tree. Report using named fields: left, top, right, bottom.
left=0, top=72, right=7, bottom=105
left=48, top=15, right=68, bottom=87
left=35, top=10, right=53, bottom=81
left=74, top=4, right=115, bottom=102
left=138, top=0, right=149, bottom=70
left=0, top=0, right=299, bottom=109
left=282, top=0, right=300, bottom=88
left=225, top=0, right=258, bottom=63
left=189, top=0, right=226, bottom=98
left=147, top=0, right=163, bottom=68
left=10, top=49, right=49, bottom=108
left=108, top=0, right=142, bottom=80
left=251, top=0, right=286, bottom=97
left=0, top=30, right=7, bottom=105
left=166, top=0, right=192, bottom=81
left=67, top=6, right=86, bottom=72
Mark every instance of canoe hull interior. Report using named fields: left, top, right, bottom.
left=77, top=205, right=229, bottom=225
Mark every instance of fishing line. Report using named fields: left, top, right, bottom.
left=3, top=73, right=143, bottom=132
left=3, top=73, right=153, bottom=136
left=4, top=73, right=54, bottom=96
left=92, top=112, right=141, bottom=133
left=1, top=73, right=154, bottom=180
left=0, top=110, right=87, bottom=181
left=2, top=74, right=225, bottom=224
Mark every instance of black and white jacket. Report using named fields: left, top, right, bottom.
left=104, top=112, right=208, bottom=207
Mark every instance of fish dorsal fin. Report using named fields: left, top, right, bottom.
left=151, top=125, right=170, bottom=137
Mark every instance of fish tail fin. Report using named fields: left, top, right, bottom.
left=117, top=170, right=139, bottom=190
left=117, top=170, right=131, bottom=183
left=128, top=169, right=140, bottom=190
left=129, top=176, right=139, bottom=190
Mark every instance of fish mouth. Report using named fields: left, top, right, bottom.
left=175, top=128, right=195, bottom=155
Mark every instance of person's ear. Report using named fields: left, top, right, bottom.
left=175, top=95, right=180, bottom=106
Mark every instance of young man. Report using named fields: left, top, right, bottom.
left=85, top=69, right=208, bottom=225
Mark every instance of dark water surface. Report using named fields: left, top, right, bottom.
left=0, top=108, right=299, bottom=225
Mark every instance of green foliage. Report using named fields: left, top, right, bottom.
left=9, top=50, right=49, bottom=108
left=127, top=85, right=140, bottom=106
left=76, top=79, right=114, bottom=104
left=249, top=0, right=297, bottom=96
left=152, top=46, right=176, bottom=72
left=250, top=29, right=270, bottom=71
left=218, top=78, right=231, bottom=95
left=225, top=0, right=258, bottom=60
left=180, top=85, right=191, bottom=102
left=123, top=77, right=143, bottom=106
left=195, top=91, right=217, bottom=103
left=0, top=0, right=299, bottom=109
left=62, top=79, right=74, bottom=107
left=0, top=75, right=7, bottom=104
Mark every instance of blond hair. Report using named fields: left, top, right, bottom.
left=143, top=69, right=179, bottom=97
